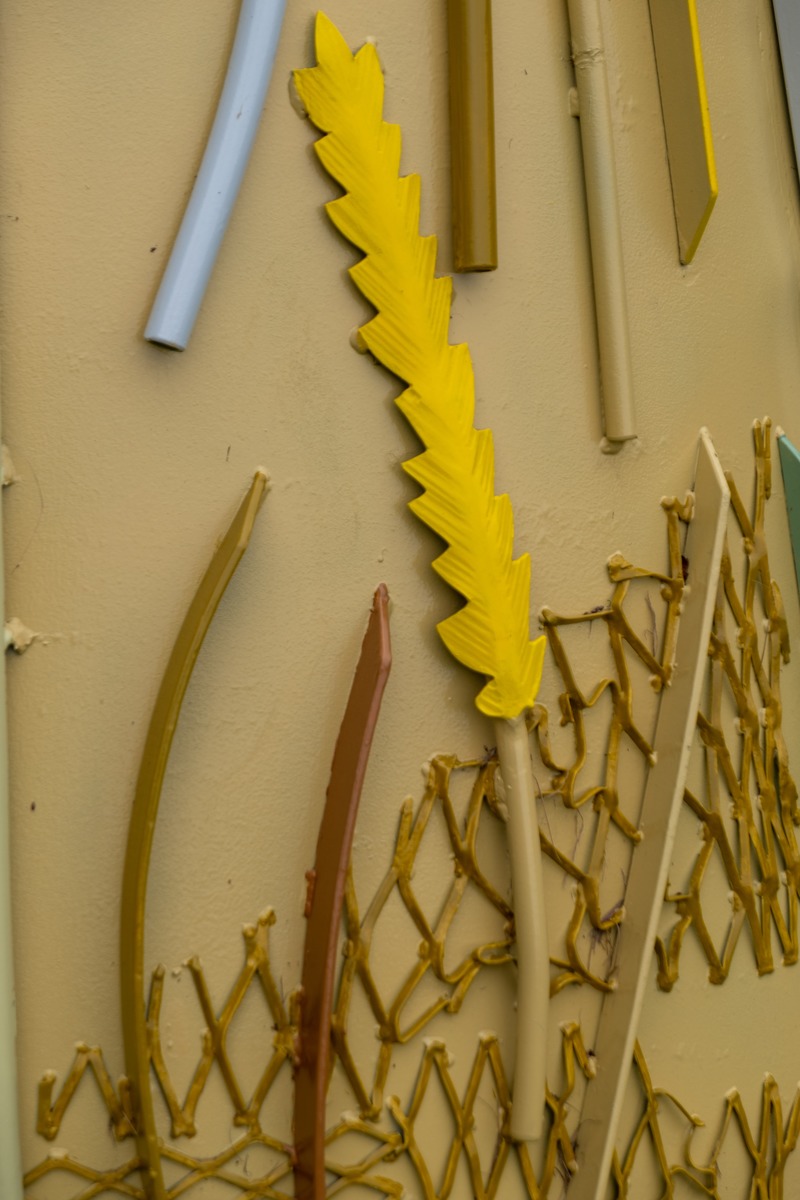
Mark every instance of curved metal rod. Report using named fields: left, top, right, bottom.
left=120, top=471, right=268, bottom=1200
left=293, top=585, right=392, bottom=1200
left=145, top=0, right=288, bottom=350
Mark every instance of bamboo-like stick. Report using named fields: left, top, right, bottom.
left=446, top=0, right=498, bottom=272
left=495, top=716, right=549, bottom=1142
left=120, top=472, right=268, bottom=1200
left=145, top=0, right=287, bottom=350
left=566, top=0, right=636, bottom=445
left=0, top=429, right=22, bottom=1200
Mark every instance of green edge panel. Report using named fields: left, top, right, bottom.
left=778, top=433, right=800, bottom=599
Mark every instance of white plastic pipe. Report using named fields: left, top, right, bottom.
left=567, top=0, right=636, bottom=446
left=495, top=715, right=549, bottom=1144
left=145, top=0, right=288, bottom=351
left=0, top=435, right=23, bottom=1198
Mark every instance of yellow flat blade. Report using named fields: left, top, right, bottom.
left=649, top=0, right=718, bottom=264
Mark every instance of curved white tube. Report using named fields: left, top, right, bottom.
left=0, top=439, right=23, bottom=1197
left=495, top=714, right=549, bottom=1144
left=567, top=0, right=636, bottom=444
left=145, top=0, right=288, bottom=351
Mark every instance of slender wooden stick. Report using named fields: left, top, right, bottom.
left=495, top=715, right=549, bottom=1143
left=293, top=586, right=392, bottom=1200
left=0, top=415, right=22, bottom=1199
left=570, top=431, right=729, bottom=1199
left=446, top=0, right=498, bottom=271
left=120, top=472, right=268, bottom=1200
left=566, top=0, right=636, bottom=445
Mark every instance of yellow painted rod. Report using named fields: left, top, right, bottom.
left=567, top=0, right=636, bottom=445
left=446, top=0, right=498, bottom=271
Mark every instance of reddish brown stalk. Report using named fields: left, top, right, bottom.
left=293, top=585, right=392, bottom=1199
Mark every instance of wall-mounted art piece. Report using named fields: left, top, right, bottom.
left=772, top=0, right=800, bottom=172
left=145, top=0, right=287, bottom=350
left=9, top=5, right=800, bottom=1200
left=658, top=421, right=796, bottom=990
left=566, top=0, right=636, bottom=447
left=121, top=471, right=268, bottom=1199
left=0, top=459, right=21, bottom=1198
left=446, top=0, right=498, bottom=271
left=294, top=13, right=550, bottom=1141
left=293, top=585, right=392, bottom=1200
left=648, top=0, right=718, bottom=263
left=778, top=428, right=800, bottom=601
left=570, top=428, right=730, bottom=1197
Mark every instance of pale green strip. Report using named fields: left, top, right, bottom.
left=778, top=434, right=800, bottom=600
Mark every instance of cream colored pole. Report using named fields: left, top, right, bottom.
left=495, top=714, right=549, bottom=1144
left=567, top=0, right=636, bottom=446
left=0, top=432, right=23, bottom=1197
left=570, top=431, right=730, bottom=1198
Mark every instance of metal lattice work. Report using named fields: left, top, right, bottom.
left=534, top=493, right=689, bottom=995
left=656, top=420, right=798, bottom=988
left=29, top=910, right=299, bottom=1199
left=26, top=431, right=798, bottom=1197
left=611, top=1043, right=800, bottom=1198
left=25, top=891, right=598, bottom=1199
left=332, top=752, right=514, bottom=1120
left=26, top=490, right=694, bottom=1198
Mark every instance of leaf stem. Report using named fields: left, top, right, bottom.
left=495, top=714, right=549, bottom=1143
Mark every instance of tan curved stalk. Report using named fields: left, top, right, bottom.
left=120, top=471, right=268, bottom=1200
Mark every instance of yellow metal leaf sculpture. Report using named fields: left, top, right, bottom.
left=295, top=13, right=549, bottom=1142
left=294, top=14, right=544, bottom=720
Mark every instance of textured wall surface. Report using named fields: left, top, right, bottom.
left=5, top=1, right=800, bottom=1196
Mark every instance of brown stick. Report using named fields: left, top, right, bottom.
left=446, top=0, right=498, bottom=271
left=293, top=585, right=392, bottom=1199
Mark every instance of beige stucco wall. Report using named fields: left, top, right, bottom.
left=5, top=1, right=800, bottom=1196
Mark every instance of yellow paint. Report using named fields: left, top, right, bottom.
left=649, top=0, right=718, bottom=263
left=294, top=14, right=545, bottom=719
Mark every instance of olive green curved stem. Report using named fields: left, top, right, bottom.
left=120, top=472, right=268, bottom=1200
left=495, top=714, right=549, bottom=1144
